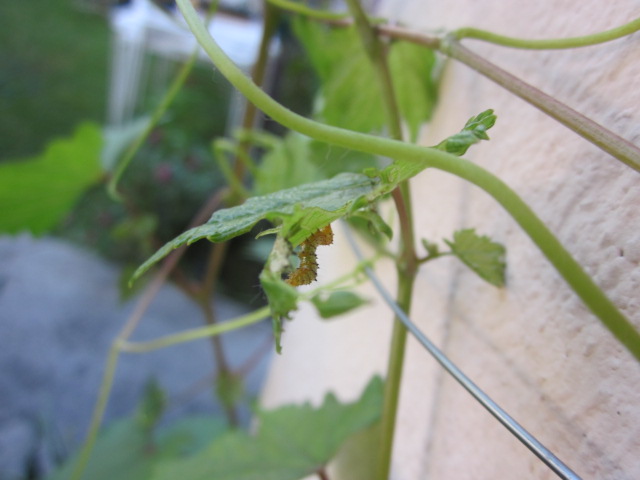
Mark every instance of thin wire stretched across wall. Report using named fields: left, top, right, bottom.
left=343, top=225, right=582, bottom=480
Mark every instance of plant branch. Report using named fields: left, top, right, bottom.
left=453, top=16, right=640, bottom=49
left=376, top=269, right=415, bottom=480
left=70, top=347, right=119, bottom=480
left=283, top=13, right=640, bottom=173
left=175, top=0, right=640, bottom=361
left=119, top=306, right=271, bottom=353
left=107, top=47, right=199, bottom=201
left=345, top=3, right=419, bottom=476
left=107, top=0, right=222, bottom=200
left=439, top=37, right=640, bottom=173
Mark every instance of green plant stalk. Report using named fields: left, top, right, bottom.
left=107, top=1, right=222, bottom=200
left=213, top=138, right=252, bottom=198
left=107, top=47, right=198, bottom=200
left=377, top=270, right=414, bottom=480
left=288, top=14, right=640, bottom=173
left=176, top=0, right=640, bottom=359
left=70, top=347, right=119, bottom=480
left=231, top=0, right=280, bottom=185
left=345, top=3, right=419, bottom=474
left=120, top=306, right=271, bottom=353
left=440, top=37, right=640, bottom=173
left=454, top=16, right=640, bottom=49
left=195, top=0, right=281, bottom=426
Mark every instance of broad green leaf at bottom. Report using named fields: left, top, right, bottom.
left=152, top=376, right=383, bottom=480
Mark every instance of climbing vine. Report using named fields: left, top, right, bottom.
left=33, top=2, right=640, bottom=480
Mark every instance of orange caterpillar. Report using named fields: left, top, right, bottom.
left=286, top=224, right=334, bottom=287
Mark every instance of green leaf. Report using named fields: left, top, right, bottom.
left=132, top=172, right=379, bottom=283
left=152, top=376, right=383, bottom=480
left=47, top=416, right=228, bottom=480
left=445, top=228, right=506, bottom=287
left=349, top=208, right=393, bottom=241
left=0, top=122, right=103, bottom=235
left=435, top=109, right=497, bottom=156
left=388, top=41, right=439, bottom=141
left=308, top=140, right=380, bottom=179
left=311, top=291, right=369, bottom=319
left=253, top=132, right=323, bottom=196
left=293, top=19, right=385, bottom=133
left=46, top=420, right=157, bottom=480
left=156, top=416, right=229, bottom=457
left=380, top=109, right=499, bottom=187
left=293, top=20, right=439, bottom=137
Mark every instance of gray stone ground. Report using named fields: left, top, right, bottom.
left=0, top=234, right=272, bottom=480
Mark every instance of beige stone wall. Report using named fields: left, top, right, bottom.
left=261, top=1, right=640, bottom=478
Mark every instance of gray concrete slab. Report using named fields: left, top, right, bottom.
left=0, top=234, right=272, bottom=479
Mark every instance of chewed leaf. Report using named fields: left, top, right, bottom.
left=435, top=109, right=497, bottom=156
left=445, top=228, right=506, bottom=287
left=131, top=173, right=378, bottom=283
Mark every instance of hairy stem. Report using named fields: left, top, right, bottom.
left=176, top=0, right=640, bottom=358
left=454, top=16, right=640, bottom=49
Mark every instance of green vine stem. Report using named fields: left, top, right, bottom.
left=107, top=47, right=199, bottom=200
left=70, top=347, right=120, bottom=480
left=175, top=0, right=640, bottom=362
left=271, top=12, right=640, bottom=173
left=119, top=306, right=271, bottom=353
left=439, top=37, right=640, bottom=173
left=453, top=16, right=640, bottom=49
left=345, top=1, right=418, bottom=476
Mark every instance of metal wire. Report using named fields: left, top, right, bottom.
left=344, top=226, right=582, bottom=480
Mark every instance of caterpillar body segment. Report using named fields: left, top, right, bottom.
left=286, top=224, right=333, bottom=286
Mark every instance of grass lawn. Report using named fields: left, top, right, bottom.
left=0, top=0, right=110, bottom=160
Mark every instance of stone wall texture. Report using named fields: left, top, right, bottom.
left=261, top=1, right=640, bottom=479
